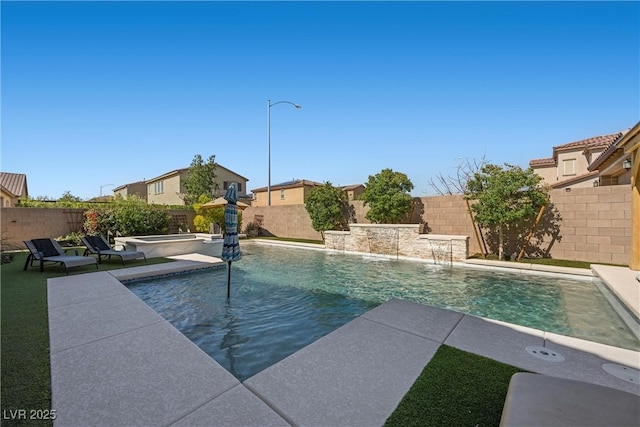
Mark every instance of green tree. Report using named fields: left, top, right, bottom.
left=183, top=154, right=218, bottom=205
left=57, top=191, right=83, bottom=207
left=192, top=194, right=242, bottom=234
left=361, top=168, right=414, bottom=223
left=465, top=163, right=548, bottom=260
left=305, top=182, right=353, bottom=239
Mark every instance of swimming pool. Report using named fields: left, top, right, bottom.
left=127, top=244, right=639, bottom=381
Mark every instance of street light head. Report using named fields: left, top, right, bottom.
left=294, top=104, right=302, bottom=109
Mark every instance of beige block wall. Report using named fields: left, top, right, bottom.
left=241, top=204, right=323, bottom=240
left=1, top=208, right=86, bottom=248
left=547, top=186, right=631, bottom=264
left=343, top=187, right=631, bottom=264
left=2, top=186, right=632, bottom=265
left=1, top=208, right=196, bottom=249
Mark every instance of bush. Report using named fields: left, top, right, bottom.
left=192, top=195, right=242, bottom=234
left=55, top=232, right=85, bottom=247
left=84, top=199, right=170, bottom=236
left=245, top=220, right=261, bottom=237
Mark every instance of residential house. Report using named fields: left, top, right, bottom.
left=587, top=128, right=635, bottom=187
left=588, top=121, right=640, bottom=270
left=113, top=181, right=148, bottom=200
left=146, top=164, right=249, bottom=205
left=530, top=131, right=627, bottom=190
left=342, top=184, right=365, bottom=201
left=251, top=179, right=322, bottom=207
left=0, top=172, right=28, bottom=207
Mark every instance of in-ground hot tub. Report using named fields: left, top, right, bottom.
left=114, top=233, right=224, bottom=258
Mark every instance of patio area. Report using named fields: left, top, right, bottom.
left=47, top=253, right=639, bottom=426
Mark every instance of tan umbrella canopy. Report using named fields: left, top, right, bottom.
left=201, top=196, right=249, bottom=210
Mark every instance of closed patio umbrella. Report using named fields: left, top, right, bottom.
left=221, top=183, right=241, bottom=298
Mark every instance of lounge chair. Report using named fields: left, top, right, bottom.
left=24, top=238, right=98, bottom=274
left=81, top=235, right=146, bottom=265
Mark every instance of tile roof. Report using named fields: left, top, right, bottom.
left=341, top=184, right=364, bottom=191
left=251, top=179, right=323, bottom=192
left=553, top=131, right=624, bottom=151
left=588, top=129, right=631, bottom=171
left=529, top=157, right=555, bottom=167
left=0, top=172, right=27, bottom=197
left=530, top=130, right=628, bottom=168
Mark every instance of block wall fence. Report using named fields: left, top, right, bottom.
left=0, top=208, right=195, bottom=250
left=1, top=186, right=632, bottom=265
left=237, top=186, right=633, bottom=265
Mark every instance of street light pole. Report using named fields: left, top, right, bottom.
left=100, top=184, right=114, bottom=197
left=267, top=99, right=301, bottom=206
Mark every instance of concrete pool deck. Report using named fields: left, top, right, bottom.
left=48, top=255, right=640, bottom=426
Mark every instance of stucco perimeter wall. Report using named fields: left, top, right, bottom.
left=325, top=224, right=469, bottom=262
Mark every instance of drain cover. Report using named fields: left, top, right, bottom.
left=525, top=345, right=565, bottom=362
left=602, top=363, right=640, bottom=384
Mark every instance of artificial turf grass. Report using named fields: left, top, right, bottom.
left=385, top=345, right=526, bottom=427
left=1, top=251, right=172, bottom=427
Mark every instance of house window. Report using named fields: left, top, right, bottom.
left=563, top=159, right=576, bottom=176
left=154, top=181, right=164, bottom=194
left=280, top=189, right=285, bottom=200
left=223, top=181, right=242, bottom=192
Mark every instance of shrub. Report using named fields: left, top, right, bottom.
left=55, top=232, right=85, bottom=246
left=245, top=220, right=261, bottom=237
left=84, top=199, right=170, bottom=236
left=192, top=194, right=242, bottom=234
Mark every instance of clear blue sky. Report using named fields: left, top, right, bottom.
left=2, top=1, right=638, bottom=200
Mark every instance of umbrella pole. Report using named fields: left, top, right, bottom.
left=227, top=261, right=231, bottom=299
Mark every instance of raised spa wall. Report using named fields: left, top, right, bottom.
left=325, top=224, right=469, bottom=262
left=114, top=233, right=223, bottom=258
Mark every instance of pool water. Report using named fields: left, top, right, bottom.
left=127, top=244, right=639, bottom=381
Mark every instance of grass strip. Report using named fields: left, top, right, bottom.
left=0, top=250, right=171, bottom=427
left=517, top=258, right=592, bottom=269
left=385, top=345, right=526, bottom=427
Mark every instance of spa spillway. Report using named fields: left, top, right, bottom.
left=114, top=233, right=224, bottom=258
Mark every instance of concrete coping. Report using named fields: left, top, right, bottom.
left=347, top=223, right=420, bottom=228
left=464, top=258, right=594, bottom=277
left=249, top=239, right=325, bottom=250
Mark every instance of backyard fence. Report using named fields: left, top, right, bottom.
left=1, top=186, right=632, bottom=265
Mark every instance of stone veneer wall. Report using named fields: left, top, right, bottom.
left=325, top=224, right=469, bottom=262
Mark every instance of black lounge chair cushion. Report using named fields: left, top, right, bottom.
left=32, top=238, right=62, bottom=257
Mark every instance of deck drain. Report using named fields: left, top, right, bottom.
left=602, top=363, right=640, bottom=384
left=525, top=345, right=565, bottom=362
